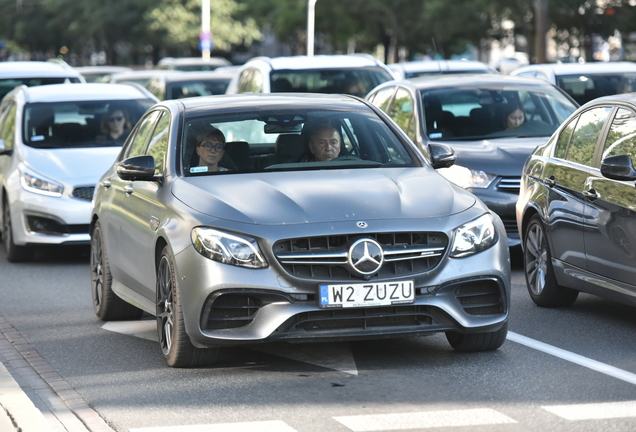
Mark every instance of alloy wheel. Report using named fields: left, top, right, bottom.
left=90, top=232, right=104, bottom=311
left=157, top=256, right=174, bottom=355
left=525, top=223, right=548, bottom=296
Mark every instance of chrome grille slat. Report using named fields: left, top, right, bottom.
left=497, top=177, right=521, bottom=193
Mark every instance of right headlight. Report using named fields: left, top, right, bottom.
left=19, top=166, right=64, bottom=197
left=191, top=227, right=268, bottom=269
left=450, top=213, right=497, bottom=258
left=437, top=165, right=496, bottom=189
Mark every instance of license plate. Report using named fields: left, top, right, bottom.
left=319, top=281, right=415, bottom=308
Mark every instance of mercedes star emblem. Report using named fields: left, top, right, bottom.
left=348, top=238, right=384, bottom=276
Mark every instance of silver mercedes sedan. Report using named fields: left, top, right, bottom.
left=90, top=93, right=511, bottom=368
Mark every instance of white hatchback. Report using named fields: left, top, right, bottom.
left=0, top=83, right=157, bottom=261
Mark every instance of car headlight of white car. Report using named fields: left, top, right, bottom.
left=191, top=227, right=268, bottom=269
left=19, top=167, right=64, bottom=197
left=437, top=165, right=496, bottom=189
left=450, top=213, right=497, bottom=258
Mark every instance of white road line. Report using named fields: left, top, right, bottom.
left=129, top=420, right=298, bottom=432
left=543, top=401, right=636, bottom=420
left=507, top=331, right=636, bottom=385
left=333, top=408, right=517, bottom=431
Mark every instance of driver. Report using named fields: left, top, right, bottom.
left=307, top=124, right=341, bottom=162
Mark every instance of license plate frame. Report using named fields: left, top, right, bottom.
left=318, top=280, right=415, bottom=308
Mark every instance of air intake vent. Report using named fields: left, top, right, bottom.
left=454, top=279, right=504, bottom=315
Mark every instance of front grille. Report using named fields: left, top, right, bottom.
left=273, top=232, right=448, bottom=281
left=500, top=216, right=518, bottom=234
left=72, top=186, right=95, bottom=201
left=285, top=305, right=435, bottom=332
left=453, top=279, right=504, bottom=315
left=496, top=177, right=520, bottom=194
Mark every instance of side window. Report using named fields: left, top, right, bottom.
left=124, top=110, right=161, bottom=159
left=554, top=116, right=577, bottom=159
left=0, top=102, right=17, bottom=150
left=389, top=88, right=415, bottom=141
left=602, top=108, right=636, bottom=166
left=565, top=106, right=612, bottom=166
left=369, top=87, right=394, bottom=113
left=146, top=112, right=170, bottom=174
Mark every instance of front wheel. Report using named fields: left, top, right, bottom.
left=156, top=246, right=218, bottom=368
left=523, top=215, right=578, bottom=307
left=2, top=199, right=31, bottom=262
left=446, top=322, right=508, bottom=352
left=90, top=221, right=143, bottom=321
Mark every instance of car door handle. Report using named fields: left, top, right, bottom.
left=544, top=176, right=556, bottom=187
left=100, top=179, right=111, bottom=188
left=124, top=185, right=133, bottom=195
left=582, top=188, right=598, bottom=200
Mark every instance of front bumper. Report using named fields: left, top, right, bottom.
left=174, top=232, right=511, bottom=349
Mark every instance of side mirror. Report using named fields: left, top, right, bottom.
left=117, top=155, right=157, bottom=181
left=0, top=139, right=10, bottom=155
left=428, top=143, right=456, bottom=169
left=600, top=155, right=636, bottom=181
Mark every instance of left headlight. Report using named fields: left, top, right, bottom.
left=437, top=165, right=496, bottom=189
left=191, top=227, right=268, bottom=269
left=450, top=213, right=497, bottom=258
left=20, top=167, right=64, bottom=197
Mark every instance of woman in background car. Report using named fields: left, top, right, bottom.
left=502, top=102, right=526, bottom=131
left=99, top=107, right=132, bottom=144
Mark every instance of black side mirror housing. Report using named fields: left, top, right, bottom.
left=117, top=155, right=157, bottom=181
left=0, top=139, right=12, bottom=155
left=600, top=154, right=636, bottom=181
left=428, top=143, right=457, bottom=169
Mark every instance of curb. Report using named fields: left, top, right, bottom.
left=0, top=315, right=117, bottom=432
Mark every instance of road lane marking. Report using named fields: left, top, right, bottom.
left=101, top=321, right=358, bottom=375
left=507, top=332, right=636, bottom=385
left=543, top=401, right=636, bottom=420
left=129, top=420, right=297, bottom=432
left=333, top=408, right=517, bottom=431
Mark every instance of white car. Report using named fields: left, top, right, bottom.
left=511, top=62, right=636, bottom=105
left=0, top=61, right=85, bottom=101
left=388, top=60, right=498, bottom=80
left=0, top=83, right=157, bottom=261
left=225, top=54, right=394, bottom=98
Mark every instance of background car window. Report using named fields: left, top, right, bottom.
left=602, top=108, right=636, bottom=166
left=269, top=68, right=392, bottom=96
left=554, top=116, right=578, bottom=159
left=370, top=87, right=394, bottom=112
left=389, top=88, right=416, bottom=141
left=125, top=110, right=162, bottom=159
left=557, top=73, right=636, bottom=105
left=564, top=106, right=612, bottom=166
left=146, top=112, right=170, bottom=174
left=0, top=102, right=17, bottom=150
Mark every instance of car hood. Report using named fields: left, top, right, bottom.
left=445, top=137, right=545, bottom=177
left=20, top=146, right=121, bottom=185
left=173, top=168, right=476, bottom=225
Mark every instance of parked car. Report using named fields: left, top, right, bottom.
left=108, top=70, right=177, bottom=86
left=156, top=57, right=232, bottom=71
left=516, top=94, right=636, bottom=307
left=89, top=93, right=511, bottom=367
left=225, top=55, right=394, bottom=97
left=74, top=65, right=134, bottom=83
left=366, top=74, right=579, bottom=247
left=388, top=60, right=498, bottom=80
left=145, top=71, right=234, bottom=100
left=0, top=83, right=158, bottom=262
left=0, top=61, right=85, bottom=100
left=511, top=62, right=636, bottom=105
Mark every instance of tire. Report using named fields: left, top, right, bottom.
left=90, top=221, right=143, bottom=321
left=446, top=321, right=508, bottom=352
left=156, top=246, right=218, bottom=368
left=2, top=199, right=32, bottom=262
left=523, top=215, right=578, bottom=307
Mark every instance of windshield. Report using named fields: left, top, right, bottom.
left=23, top=99, right=155, bottom=149
left=167, top=79, right=231, bottom=99
left=556, top=73, right=636, bottom=105
left=420, top=84, right=577, bottom=141
left=182, top=106, right=417, bottom=176
left=0, top=77, right=82, bottom=100
left=270, top=67, right=393, bottom=97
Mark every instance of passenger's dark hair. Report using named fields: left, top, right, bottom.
left=501, top=102, right=525, bottom=127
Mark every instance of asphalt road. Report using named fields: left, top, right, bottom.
left=1, top=246, right=636, bottom=432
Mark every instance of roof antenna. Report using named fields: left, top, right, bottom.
left=432, top=37, right=442, bottom=75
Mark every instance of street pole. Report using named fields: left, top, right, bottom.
left=202, top=0, right=211, bottom=60
left=307, top=0, right=317, bottom=56
left=535, top=0, right=548, bottom=63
